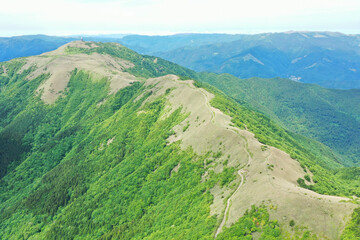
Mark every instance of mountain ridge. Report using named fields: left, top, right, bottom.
left=0, top=41, right=358, bottom=239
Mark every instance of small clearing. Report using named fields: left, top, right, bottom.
left=243, top=54, right=264, bottom=65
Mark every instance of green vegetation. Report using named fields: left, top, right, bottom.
left=289, top=220, right=295, bottom=227
left=219, top=167, right=236, bottom=187
left=342, top=208, right=360, bottom=239
left=304, top=174, right=311, bottom=182
left=216, top=205, right=281, bottom=239
left=267, top=164, right=275, bottom=171
left=182, top=121, right=190, bottom=132
left=0, top=60, right=47, bottom=178
left=261, top=145, right=268, bottom=151
left=297, top=178, right=308, bottom=189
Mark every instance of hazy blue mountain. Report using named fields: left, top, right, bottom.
left=0, top=35, right=77, bottom=62
left=119, top=33, right=245, bottom=54
left=120, top=32, right=360, bottom=89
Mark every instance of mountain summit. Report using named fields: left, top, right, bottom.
left=0, top=41, right=358, bottom=239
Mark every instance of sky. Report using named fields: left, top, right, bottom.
left=1, top=0, right=360, bottom=36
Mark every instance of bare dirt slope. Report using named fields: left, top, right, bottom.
left=144, top=75, right=356, bottom=239
left=18, top=41, right=137, bottom=103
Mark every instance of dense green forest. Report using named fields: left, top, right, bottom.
left=0, top=42, right=359, bottom=239
left=342, top=207, right=360, bottom=239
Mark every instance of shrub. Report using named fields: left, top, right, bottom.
left=289, top=220, right=295, bottom=227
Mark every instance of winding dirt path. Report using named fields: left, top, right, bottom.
left=175, top=79, right=255, bottom=237
left=198, top=88, right=216, bottom=124
left=214, top=169, right=245, bottom=238
left=214, top=128, right=254, bottom=238
left=184, top=82, right=253, bottom=238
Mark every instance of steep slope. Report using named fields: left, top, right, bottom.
left=0, top=42, right=358, bottom=239
left=198, top=73, right=360, bottom=166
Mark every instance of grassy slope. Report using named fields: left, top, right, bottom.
left=0, top=42, right=358, bottom=239
left=198, top=72, right=360, bottom=166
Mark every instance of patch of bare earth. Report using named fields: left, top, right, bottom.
left=144, top=74, right=356, bottom=239
left=170, top=163, right=181, bottom=176
left=1, top=65, right=7, bottom=75
left=107, top=137, right=115, bottom=146
left=18, top=41, right=137, bottom=104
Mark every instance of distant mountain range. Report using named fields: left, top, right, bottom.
left=0, top=35, right=77, bottom=62
left=118, top=33, right=245, bottom=54
left=0, top=34, right=128, bottom=62
left=121, top=32, right=360, bottom=89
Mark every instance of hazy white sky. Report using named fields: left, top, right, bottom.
left=1, top=0, right=360, bottom=36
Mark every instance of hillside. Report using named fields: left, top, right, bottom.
left=0, top=41, right=359, bottom=239
left=120, top=32, right=360, bottom=89
left=198, top=73, right=360, bottom=166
